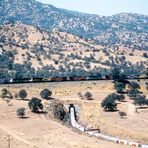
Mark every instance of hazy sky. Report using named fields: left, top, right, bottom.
left=37, top=0, right=148, bottom=16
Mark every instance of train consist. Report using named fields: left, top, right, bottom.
left=0, top=75, right=109, bottom=84
left=0, top=74, right=146, bottom=84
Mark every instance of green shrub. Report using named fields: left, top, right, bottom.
left=128, top=82, right=141, bottom=98
left=77, top=92, right=83, bottom=99
left=17, top=108, right=26, bottom=118
left=117, top=94, right=125, bottom=102
left=101, top=93, right=118, bottom=111
left=40, top=89, right=52, bottom=100
left=119, top=111, right=127, bottom=118
left=133, top=95, right=148, bottom=106
left=114, top=82, right=125, bottom=93
left=1, top=88, right=13, bottom=100
left=84, top=92, right=92, bottom=100
left=28, top=98, right=43, bottom=112
left=18, top=90, right=27, bottom=100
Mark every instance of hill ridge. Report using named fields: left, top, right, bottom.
left=0, top=0, right=148, bottom=51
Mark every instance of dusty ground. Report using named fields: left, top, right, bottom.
left=0, top=99, right=130, bottom=148
left=0, top=79, right=148, bottom=147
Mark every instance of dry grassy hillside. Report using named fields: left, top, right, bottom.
left=0, top=23, right=147, bottom=72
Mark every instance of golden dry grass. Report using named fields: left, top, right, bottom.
left=0, top=99, right=130, bottom=148
left=0, top=79, right=147, bottom=147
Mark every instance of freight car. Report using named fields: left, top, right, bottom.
left=69, top=76, right=85, bottom=81
left=49, top=77, right=67, bottom=82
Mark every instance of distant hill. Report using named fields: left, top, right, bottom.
left=0, top=0, right=148, bottom=50
left=0, top=23, right=147, bottom=79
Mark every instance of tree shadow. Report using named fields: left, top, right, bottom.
left=44, top=97, right=55, bottom=100
left=119, top=117, right=127, bottom=119
left=137, top=106, right=148, bottom=110
left=17, top=98, right=30, bottom=101
left=87, top=98, right=94, bottom=100
left=119, top=92, right=127, bottom=94
left=22, top=99, right=30, bottom=101
left=121, top=100, right=127, bottom=102
left=118, top=100, right=127, bottom=103
left=19, top=116, right=30, bottom=119
left=104, top=109, right=119, bottom=112
left=34, top=110, right=47, bottom=114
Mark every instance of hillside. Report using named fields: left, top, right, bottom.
left=0, top=23, right=148, bottom=79
left=0, top=0, right=148, bottom=50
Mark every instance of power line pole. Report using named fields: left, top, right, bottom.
left=8, top=135, right=10, bottom=148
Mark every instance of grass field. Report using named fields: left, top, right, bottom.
left=0, top=79, right=147, bottom=147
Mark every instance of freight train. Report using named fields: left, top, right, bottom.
left=0, top=74, right=146, bottom=84
left=0, top=74, right=108, bottom=84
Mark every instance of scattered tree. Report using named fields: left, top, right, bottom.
left=28, top=98, right=43, bottom=112
left=107, top=93, right=121, bottom=101
left=84, top=92, right=92, bottom=100
left=128, top=82, right=140, bottom=90
left=143, top=53, right=148, bottom=58
left=117, top=94, right=125, bottom=102
left=1, top=88, right=13, bottom=105
left=77, top=92, right=84, bottom=99
left=16, top=108, right=26, bottom=118
left=128, top=82, right=141, bottom=98
left=112, top=67, right=127, bottom=81
left=119, top=111, right=127, bottom=118
left=18, top=90, right=27, bottom=100
left=14, top=93, right=18, bottom=99
left=101, top=93, right=117, bottom=111
left=46, top=100, right=68, bottom=122
left=114, top=82, right=126, bottom=93
left=53, top=103, right=67, bottom=121
left=128, top=89, right=140, bottom=98
left=40, top=89, right=52, bottom=100
left=133, top=95, right=148, bottom=107
left=1, top=88, right=13, bottom=100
